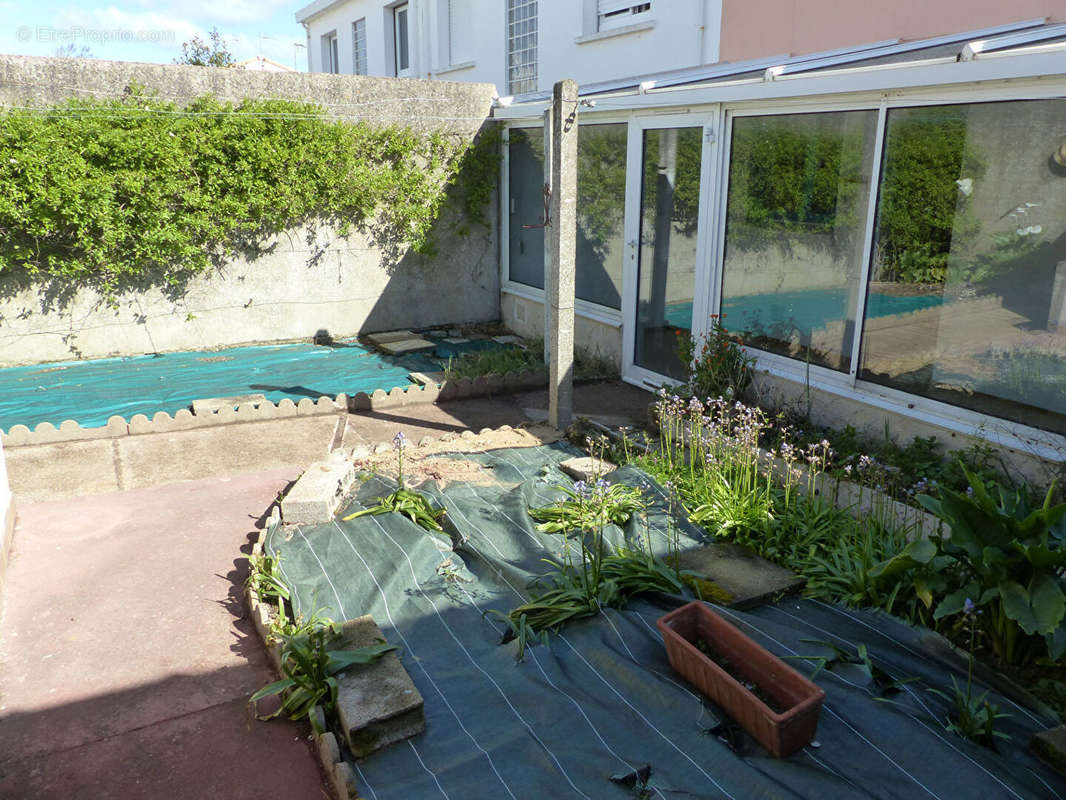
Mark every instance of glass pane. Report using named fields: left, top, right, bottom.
left=861, top=100, right=1066, bottom=433
left=508, top=127, right=545, bottom=289
left=397, top=7, right=409, bottom=71
left=721, top=110, right=878, bottom=371
left=634, top=127, right=703, bottom=379
left=576, top=123, right=627, bottom=309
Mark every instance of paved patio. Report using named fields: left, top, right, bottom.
left=0, top=382, right=652, bottom=799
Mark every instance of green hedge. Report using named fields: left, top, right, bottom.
left=0, top=88, right=497, bottom=299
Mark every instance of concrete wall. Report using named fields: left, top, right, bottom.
left=0, top=54, right=499, bottom=366
left=299, top=0, right=722, bottom=92
left=720, top=0, right=1066, bottom=63
left=502, top=291, right=622, bottom=366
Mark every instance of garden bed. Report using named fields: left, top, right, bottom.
left=254, top=436, right=1063, bottom=798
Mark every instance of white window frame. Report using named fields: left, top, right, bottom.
left=500, top=116, right=632, bottom=330
left=621, top=111, right=720, bottom=391
left=703, top=84, right=1066, bottom=459
left=506, top=0, right=538, bottom=96
left=394, top=2, right=412, bottom=77
left=322, top=30, right=340, bottom=74
left=352, top=18, right=368, bottom=75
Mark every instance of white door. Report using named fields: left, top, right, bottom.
left=621, top=110, right=722, bottom=388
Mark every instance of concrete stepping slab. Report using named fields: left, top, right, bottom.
left=377, top=337, right=436, bottom=355
left=409, top=371, right=446, bottom=386
left=1033, top=725, right=1066, bottom=774
left=365, top=330, right=415, bottom=345
left=493, top=335, right=523, bottom=345
left=336, top=616, right=425, bottom=758
left=442, top=337, right=470, bottom=344
left=191, top=393, right=267, bottom=415
left=559, top=456, right=616, bottom=483
left=677, top=542, right=804, bottom=610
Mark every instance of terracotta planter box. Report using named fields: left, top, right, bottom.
left=657, top=602, right=825, bottom=758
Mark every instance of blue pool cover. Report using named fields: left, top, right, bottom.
left=0, top=338, right=450, bottom=432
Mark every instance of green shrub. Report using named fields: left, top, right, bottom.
left=0, top=88, right=497, bottom=301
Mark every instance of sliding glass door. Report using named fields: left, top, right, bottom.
left=624, top=114, right=718, bottom=383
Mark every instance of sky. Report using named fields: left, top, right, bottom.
left=1, top=0, right=309, bottom=70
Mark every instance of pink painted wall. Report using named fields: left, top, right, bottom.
left=720, top=1, right=1066, bottom=62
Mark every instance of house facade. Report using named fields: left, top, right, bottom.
left=294, top=0, right=723, bottom=91
left=294, top=0, right=1066, bottom=96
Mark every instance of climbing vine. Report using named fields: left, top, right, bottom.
left=0, top=87, right=499, bottom=300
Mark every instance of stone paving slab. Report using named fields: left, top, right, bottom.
left=408, top=370, right=446, bottom=386
left=336, top=616, right=425, bottom=758
left=364, top=329, right=415, bottom=345
left=677, top=542, right=805, bottom=610
left=376, top=337, right=435, bottom=355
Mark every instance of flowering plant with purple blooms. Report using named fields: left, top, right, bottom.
left=341, top=431, right=446, bottom=532
left=929, top=596, right=1012, bottom=746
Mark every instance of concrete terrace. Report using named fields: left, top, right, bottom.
left=0, top=383, right=652, bottom=799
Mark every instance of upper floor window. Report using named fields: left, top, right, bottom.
left=598, top=1, right=651, bottom=32
left=394, top=3, right=412, bottom=76
left=323, top=31, right=340, bottom=74
left=352, top=18, right=367, bottom=75
left=507, top=0, right=537, bottom=94
left=448, top=0, right=472, bottom=66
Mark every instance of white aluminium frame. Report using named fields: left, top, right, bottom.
left=621, top=110, right=721, bottom=390
left=704, top=80, right=1066, bottom=460
left=498, top=61, right=1066, bottom=459
left=499, top=114, right=632, bottom=331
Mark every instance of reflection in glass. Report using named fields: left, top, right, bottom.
left=576, top=123, right=627, bottom=309
left=634, top=127, right=703, bottom=378
left=861, top=100, right=1066, bottom=433
left=508, top=127, right=545, bottom=289
left=721, top=111, right=878, bottom=371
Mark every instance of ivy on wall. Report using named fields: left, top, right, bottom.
left=0, top=87, right=498, bottom=301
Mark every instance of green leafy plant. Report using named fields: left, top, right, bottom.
left=0, top=90, right=498, bottom=303
left=246, top=550, right=289, bottom=605
left=871, top=465, right=1066, bottom=666
left=250, top=618, right=396, bottom=730
left=928, top=599, right=1011, bottom=746
left=344, top=487, right=447, bottom=531
left=674, top=315, right=756, bottom=401
left=343, top=432, right=447, bottom=532
left=443, top=345, right=540, bottom=380
left=785, top=639, right=918, bottom=696
left=497, top=475, right=694, bottom=659
left=529, top=479, right=646, bottom=533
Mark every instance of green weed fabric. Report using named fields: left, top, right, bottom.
left=266, top=443, right=1064, bottom=799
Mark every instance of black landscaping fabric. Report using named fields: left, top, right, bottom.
left=265, top=443, right=1066, bottom=800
